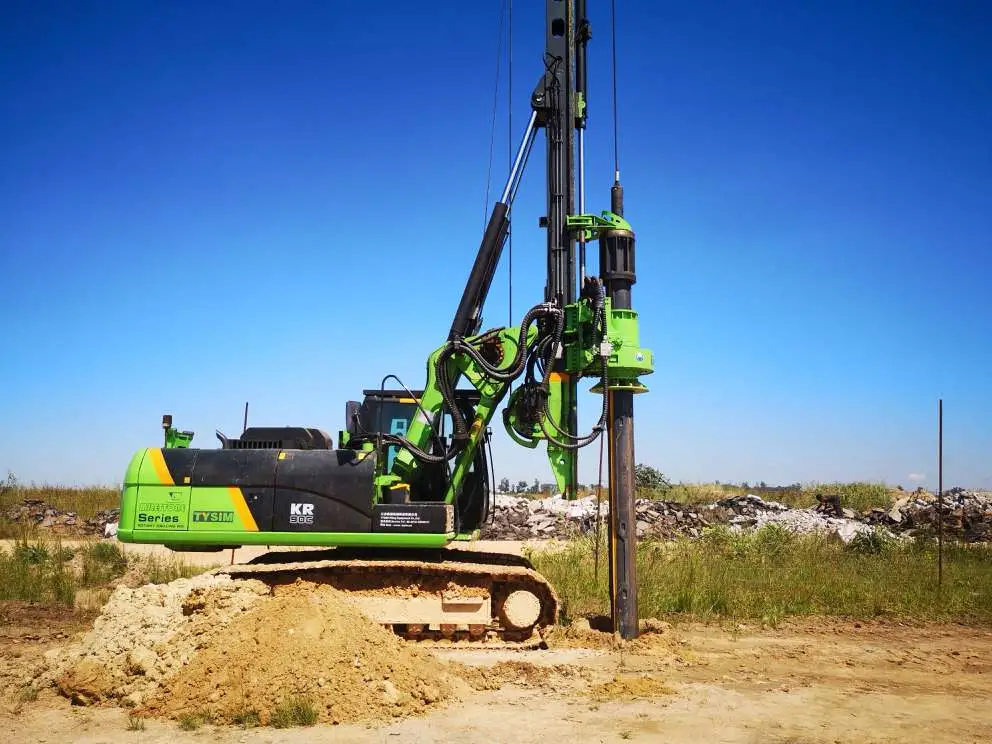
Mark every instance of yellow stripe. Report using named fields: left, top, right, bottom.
left=397, top=397, right=418, bottom=403
left=147, top=448, right=174, bottom=485
left=549, top=372, right=568, bottom=383
left=228, top=487, right=258, bottom=531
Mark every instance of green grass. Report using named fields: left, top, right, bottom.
left=178, top=711, right=213, bottom=730
left=0, top=482, right=119, bottom=519
left=0, top=537, right=131, bottom=605
left=232, top=709, right=261, bottom=728
left=802, top=481, right=895, bottom=512
left=17, top=685, right=38, bottom=702
left=0, top=475, right=120, bottom=538
left=655, top=482, right=745, bottom=504
left=140, top=555, right=209, bottom=584
left=530, top=526, right=992, bottom=625
left=80, top=542, right=129, bottom=587
left=0, top=535, right=215, bottom=607
left=270, top=695, right=318, bottom=728
left=0, top=535, right=76, bottom=605
left=638, top=481, right=896, bottom=512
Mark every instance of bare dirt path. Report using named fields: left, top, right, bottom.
left=3, top=615, right=990, bottom=744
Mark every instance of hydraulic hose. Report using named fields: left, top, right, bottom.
left=539, top=282, right=610, bottom=450
left=376, top=302, right=563, bottom=468
left=437, top=302, right=562, bottom=442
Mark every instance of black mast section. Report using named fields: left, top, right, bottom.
left=532, top=0, right=579, bottom=495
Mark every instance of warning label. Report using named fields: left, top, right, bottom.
left=372, top=504, right=452, bottom=533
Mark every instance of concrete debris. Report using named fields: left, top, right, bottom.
left=2, top=499, right=120, bottom=537
left=482, top=489, right=992, bottom=544
left=863, top=488, right=992, bottom=543
left=485, top=493, right=720, bottom=541
left=711, top=494, right=877, bottom=543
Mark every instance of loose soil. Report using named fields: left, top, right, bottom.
left=3, top=550, right=992, bottom=744
left=142, top=580, right=465, bottom=725
left=3, top=595, right=990, bottom=743
left=587, top=674, right=676, bottom=700
left=40, top=573, right=271, bottom=707
left=0, top=602, right=95, bottom=701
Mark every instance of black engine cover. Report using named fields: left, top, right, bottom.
left=161, top=447, right=375, bottom=533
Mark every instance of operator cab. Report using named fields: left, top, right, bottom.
left=345, top=389, right=482, bottom=454
left=345, top=389, right=491, bottom=531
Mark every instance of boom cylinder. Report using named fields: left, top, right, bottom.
left=449, top=202, right=509, bottom=340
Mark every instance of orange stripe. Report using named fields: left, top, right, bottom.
left=147, top=449, right=174, bottom=485
left=549, top=372, right=568, bottom=383
left=228, top=487, right=258, bottom=531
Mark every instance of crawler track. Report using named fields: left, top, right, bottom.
left=212, top=547, right=560, bottom=646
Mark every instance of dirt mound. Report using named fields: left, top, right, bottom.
left=41, top=573, right=271, bottom=706
left=544, top=617, right=678, bottom=653
left=140, top=580, right=465, bottom=725
left=455, top=659, right=589, bottom=691
left=40, top=571, right=576, bottom=726
left=588, top=674, right=675, bottom=700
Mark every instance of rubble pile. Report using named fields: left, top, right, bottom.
left=483, top=493, right=721, bottom=541
left=708, top=494, right=875, bottom=543
left=864, top=488, right=992, bottom=542
left=1, top=498, right=120, bottom=536
left=482, top=489, right=992, bottom=544
left=633, top=499, right=712, bottom=539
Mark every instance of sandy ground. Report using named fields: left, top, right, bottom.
left=3, top=603, right=990, bottom=744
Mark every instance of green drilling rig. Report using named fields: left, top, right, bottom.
left=117, top=0, right=652, bottom=643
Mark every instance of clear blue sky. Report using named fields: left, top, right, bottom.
left=1, top=1, right=989, bottom=490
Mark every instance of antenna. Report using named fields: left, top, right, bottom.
left=243, top=402, right=249, bottom=435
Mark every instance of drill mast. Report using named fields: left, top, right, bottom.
left=447, top=0, right=648, bottom=638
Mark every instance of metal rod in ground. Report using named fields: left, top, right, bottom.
left=608, top=389, right=638, bottom=638
left=938, top=398, right=943, bottom=588
left=604, top=180, right=638, bottom=639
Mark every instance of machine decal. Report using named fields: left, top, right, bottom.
left=192, top=510, right=235, bottom=523
left=147, top=448, right=174, bottom=485
left=289, top=503, right=315, bottom=525
left=372, top=503, right=453, bottom=533
left=228, top=486, right=259, bottom=531
left=134, top=497, right=187, bottom=530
